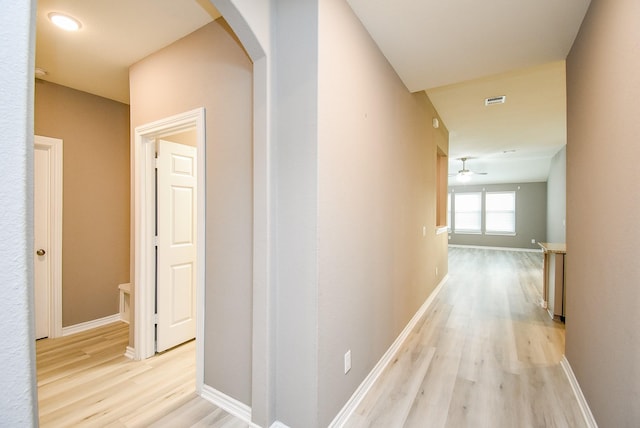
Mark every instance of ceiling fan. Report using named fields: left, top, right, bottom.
left=449, top=157, right=487, bottom=183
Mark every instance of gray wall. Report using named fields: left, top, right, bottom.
left=546, top=146, right=566, bottom=243
left=273, top=0, right=320, bottom=425
left=130, top=19, right=253, bottom=406
left=448, top=182, right=546, bottom=249
left=566, top=0, right=640, bottom=426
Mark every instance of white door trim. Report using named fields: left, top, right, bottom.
left=34, top=135, right=63, bottom=339
left=133, top=108, right=206, bottom=392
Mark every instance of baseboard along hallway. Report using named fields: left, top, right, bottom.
left=342, top=247, right=585, bottom=427
left=36, top=247, right=587, bottom=427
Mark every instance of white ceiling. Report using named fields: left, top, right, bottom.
left=428, top=61, right=568, bottom=185
left=35, top=0, right=591, bottom=185
left=36, top=0, right=219, bottom=104
left=346, top=0, right=590, bottom=185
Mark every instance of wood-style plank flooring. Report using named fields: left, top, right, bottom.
left=345, top=247, right=585, bottom=427
left=36, top=323, right=244, bottom=427
left=37, top=248, right=585, bottom=427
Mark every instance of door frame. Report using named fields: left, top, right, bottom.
left=133, top=108, right=205, bottom=391
left=34, top=135, right=63, bottom=339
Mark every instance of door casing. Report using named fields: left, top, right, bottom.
left=34, top=135, right=63, bottom=339
left=133, top=108, right=205, bottom=393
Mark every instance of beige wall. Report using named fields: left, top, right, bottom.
left=34, top=80, right=130, bottom=327
left=129, top=18, right=253, bottom=406
left=316, top=0, right=449, bottom=424
left=565, top=0, right=640, bottom=426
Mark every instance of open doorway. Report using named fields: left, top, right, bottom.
left=133, top=109, right=206, bottom=393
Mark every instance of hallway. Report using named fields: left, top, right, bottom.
left=36, top=248, right=587, bottom=427
left=344, top=247, right=585, bottom=427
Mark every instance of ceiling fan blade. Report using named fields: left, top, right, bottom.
left=449, top=158, right=488, bottom=179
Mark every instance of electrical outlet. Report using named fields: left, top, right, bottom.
left=435, top=267, right=439, bottom=276
left=422, top=226, right=426, bottom=237
left=531, top=239, right=536, bottom=244
left=344, top=350, right=351, bottom=374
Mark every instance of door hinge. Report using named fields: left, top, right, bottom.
left=154, top=236, right=158, bottom=247
left=154, top=313, right=158, bottom=325
left=154, top=156, right=159, bottom=169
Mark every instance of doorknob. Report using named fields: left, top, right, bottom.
left=36, top=249, right=46, bottom=256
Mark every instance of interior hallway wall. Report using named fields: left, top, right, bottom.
left=129, top=18, right=253, bottom=406
left=272, top=0, right=320, bottom=425
left=565, top=0, right=640, bottom=426
left=35, top=80, right=130, bottom=327
left=316, top=0, right=449, bottom=424
left=546, top=146, right=566, bottom=243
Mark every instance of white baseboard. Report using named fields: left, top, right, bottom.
left=201, top=384, right=259, bottom=427
left=560, top=356, right=598, bottom=428
left=328, top=274, right=449, bottom=428
left=62, top=313, right=122, bottom=336
left=124, top=346, right=135, bottom=360
left=449, top=244, right=542, bottom=253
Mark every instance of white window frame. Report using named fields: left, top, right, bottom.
left=454, top=192, right=482, bottom=234
left=485, top=191, right=516, bottom=235
left=447, top=192, right=451, bottom=232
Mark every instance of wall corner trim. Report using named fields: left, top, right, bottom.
left=328, top=274, right=450, bottom=427
left=201, top=384, right=257, bottom=426
left=560, top=356, right=599, bottom=428
left=61, top=314, right=122, bottom=336
left=124, top=346, right=135, bottom=360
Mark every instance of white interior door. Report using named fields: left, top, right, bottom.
left=34, top=145, right=51, bottom=339
left=156, top=139, right=197, bottom=352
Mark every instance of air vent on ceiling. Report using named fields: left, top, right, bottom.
left=485, top=95, right=506, bottom=106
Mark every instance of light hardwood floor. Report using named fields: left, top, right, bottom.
left=38, top=248, right=585, bottom=427
left=345, top=247, right=585, bottom=428
left=36, top=323, right=245, bottom=427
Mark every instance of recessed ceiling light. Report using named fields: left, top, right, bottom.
left=48, top=12, right=82, bottom=31
left=35, top=67, right=48, bottom=77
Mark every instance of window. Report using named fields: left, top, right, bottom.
left=485, top=191, right=516, bottom=234
left=454, top=192, right=481, bottom=233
